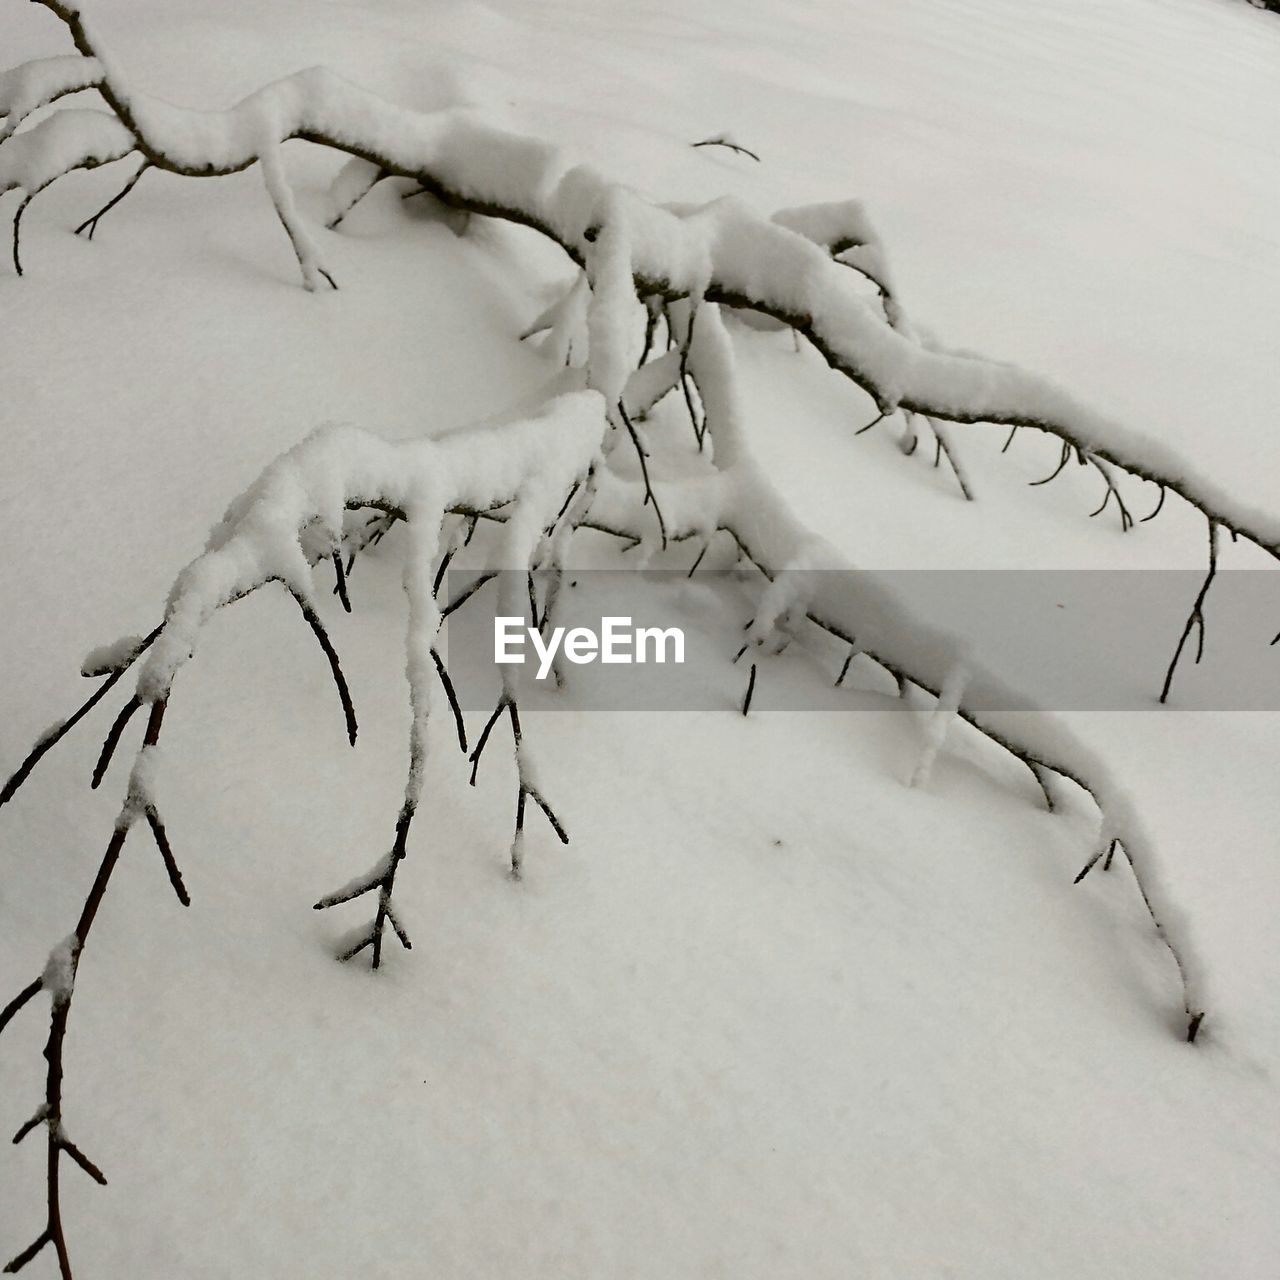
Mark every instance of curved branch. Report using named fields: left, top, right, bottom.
left=287, top=588, right=358, bottom=746
left=691, top=135, right=761, bottom=163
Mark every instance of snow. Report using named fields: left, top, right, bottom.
left=121, top=742, right=160, bottom=822
left=911, top=658, right=970, bottom=790
left=80, top=632, right=146, bottom=677
left=2, top=0, right=1279, bottom=1277
left=258, top=136, right=329, bottom=293
left=0, top=54, right=103, bottom=142
left=40, top=934, right=79, bottom=1007
left=0, top=107, right=133, bottom=195
left=621, top=349, right=681, bottom=419
left=143, top=395, right=605, bottom=707
left=690, top=298, right=1211, bottom=1015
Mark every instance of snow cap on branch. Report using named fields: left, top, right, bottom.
left=0, top=107, right=132, bottom=193
left=0, top=54, right=104, bottom=142
left=41, top=933, right=80, bottom=1006
left=139, top=392, right=607, bottom=703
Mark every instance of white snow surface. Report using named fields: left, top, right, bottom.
left=2, top=1, right=1279, bottom=1277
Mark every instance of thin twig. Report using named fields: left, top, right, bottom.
left=430, top=648, right=467, bottom=753
left=1159, top=519, right=1219, bottom=703
left=0, top=978, right=42, bottom=1039
left=287, top=588, right=358, bottom=745
left=143, top=807, right=190, bottom=906
left=441, top=571, right=497, bottom=621
left=468, top=697, right=508, bottom=786
left=617, top=401, right=667, bottom=548
left=691, top=137, right=761, bottom=162
left=91, top=694, right=142, bottom=790
left=1086, top=457, right=1133, bottom=531
left=332, top=551, right=351, bottom=613
left=1030, top=442, right=1071, bottom=487
left=1, top=625, right=162, bottom=808
left=74, top=159, right=150, bottom=239
left=1140, top=484, right=1166, bottom=524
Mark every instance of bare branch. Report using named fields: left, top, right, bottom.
left=441, top=571, right=497, bottom=621
left=74, top=158, right=149, bottom=239
left=331, top=551, right=352, bottom=613
left=691, top=135, right=761, bottom=162
left=58, top=1137, right=106, bottom=1185
left=1141, top=484, right=1167, bottom=524
left=1160, top=519, right=1220, bottom=703
left=4, top=1229, right=51, bottom=1274
left=430, top=647, right=467, bottom=753
left=1, top=624, right=161, bottom=808
left=287, top=588, right=358, bottom=746
left=617, top=401, right=668, bottom=549
left=1030, top=441, right=1072, bottom=487
left=91, top=694, right=141, bottom=789
left=143, top=806, right=190, bottom=907
left=11, top=1107, right=48, bottom=1146
left=468, top=696, right=508, bottom=786
left=0, top=978, right=42, bottom=1038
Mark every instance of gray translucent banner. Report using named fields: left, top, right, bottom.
left=440, top=569, right=1280, bottom=712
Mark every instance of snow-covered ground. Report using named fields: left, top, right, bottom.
left=2, top=0, right=1278, bottom=1275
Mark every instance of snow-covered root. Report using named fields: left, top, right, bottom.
left=4, top=0, right=1277, bottom=583
left=0, top=390, right=606, bottom=1278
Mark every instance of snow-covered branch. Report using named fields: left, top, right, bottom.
left=0, top=390, right=606, bottom=1277
left=0, top=6, right=1255, bottom=1274
left=2, top=0, right=1277, bottom=565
